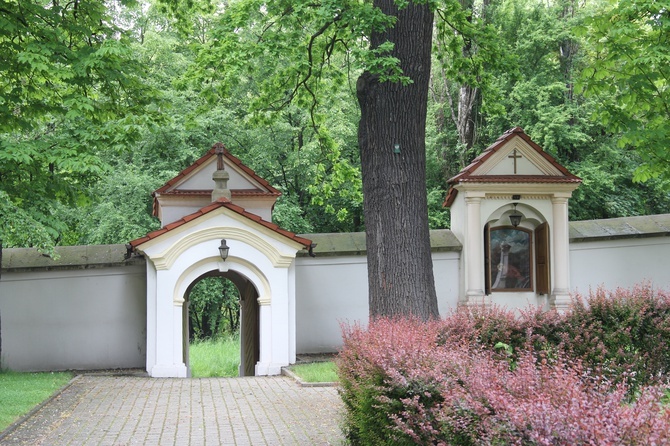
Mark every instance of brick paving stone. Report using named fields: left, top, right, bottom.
left=0, top=375, right=345, bottom=446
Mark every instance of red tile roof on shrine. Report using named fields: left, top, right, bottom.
left=447, top=127, right=581, bottom=184
left=443, top=127, right=581, bottom=207
left=130, top=198, right=312, bottom=250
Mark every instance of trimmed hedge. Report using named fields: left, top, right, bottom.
left=337, top=284, right=670, bottom=445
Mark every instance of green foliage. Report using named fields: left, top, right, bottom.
left=430, top=0, right=670, bottom=220
left=188, top=277, right=240, bottom=341
left=577, top=0, right=670, bottom=182
left=569, top=142, right=670, bottom=220
left=0, top=191, right=53, bottom=252
left=0, top=0, right=162, bottom=249
left=0, top=371, right=73, bottom=432
left=0, top=0, right=144, bottom=132
left=2, top=0, right=669, bottom=251
left=339, top=372, right=410, bottom=446
left=188, top=0, right=396, bottom=114
left=177, top=0, right=372, bottom=233
left=271, top=196, right=315, bottom=234
left=434, top=0, right=515, bottom=101
left=74, top=168, right=162, bottom=245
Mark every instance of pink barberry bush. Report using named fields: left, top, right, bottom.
left=337, top=318, right=448, bottom=445
left=337, top=284, right=670, bottom=445
left=561, top=284, right=670, bottom=390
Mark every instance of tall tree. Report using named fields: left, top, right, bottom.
left=357, top=0, right=439, bottom=319
left=185, top=0, right=443, bottom=319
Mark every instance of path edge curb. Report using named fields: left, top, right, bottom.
left=0, top=374, right=82, bottom=442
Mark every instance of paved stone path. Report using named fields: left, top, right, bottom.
left=0, top=375, right=345, bottom=446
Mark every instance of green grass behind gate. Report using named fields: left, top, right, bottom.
left=189, top=336, right=240, bottom=378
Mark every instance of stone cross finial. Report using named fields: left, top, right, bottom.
left=211, top=142, right=231, bottom=202
left=213, top=142, right=225, bottom=170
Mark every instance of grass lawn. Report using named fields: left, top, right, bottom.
left=288, top=361, right=339, bottom=383
left=0, top=371, right=73, bottom=433
left=189, top=336, right=339, bottom=382
left=190, top=336, right=240, bottom=378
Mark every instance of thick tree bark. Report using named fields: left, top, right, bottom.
left=357, top=0, right=439, bottom=320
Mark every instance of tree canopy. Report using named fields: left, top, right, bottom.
left=0, top=0, right=158, bottom=250
left=1, top=0, right=668, bottom=266
left=577, top=0, right=670, bottom=182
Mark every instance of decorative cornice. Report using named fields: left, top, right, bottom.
left=455, top=182, right=579, bottom=195
left=150, top=227, right=295, bottom=271
left=486, top=193, right=552, bottom=201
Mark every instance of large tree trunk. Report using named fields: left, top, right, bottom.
left=357, top=0, right=439, bottom=320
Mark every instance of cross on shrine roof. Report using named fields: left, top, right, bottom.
left=443, top=127, right=581, bottom=207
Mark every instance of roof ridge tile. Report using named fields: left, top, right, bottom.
left=130, top=199, right=311, bottom=250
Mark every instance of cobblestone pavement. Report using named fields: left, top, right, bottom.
left=0, top=375, right=345, bottom=446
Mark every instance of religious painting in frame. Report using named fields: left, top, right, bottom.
left=488, top=227, right=533, bottom=291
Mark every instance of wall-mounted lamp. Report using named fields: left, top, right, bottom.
left=218, top=239, right=230, bottom=261
left=393, top=143, right=400, bottom=154
left=509, top=203, right=523, bottom=227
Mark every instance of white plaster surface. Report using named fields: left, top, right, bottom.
left=0, top=266, right=146, bottom=371
left=2, top=225, right=669, bottom=373
left=570, top=237, right=670, bottom=294
left=136, top=207, right=302, bottom=377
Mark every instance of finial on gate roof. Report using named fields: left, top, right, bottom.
left=211, top=142, right=231, bottom=202
left=213, top=142, right=225, bottom=170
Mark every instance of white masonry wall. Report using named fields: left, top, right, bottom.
left=1, top=226, right=669, bottom=371
left=570, top=236, right=670, bottom=295
left=294, top=250, right=461, bottom=354
left=0, top=265, right=146, bottom=371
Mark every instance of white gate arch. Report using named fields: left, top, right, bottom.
left=131, top=201, right=310, bottom=378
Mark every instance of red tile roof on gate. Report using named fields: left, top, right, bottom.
left=130, top=198, right=312, bottom=250
left=443, top=127, right=581, bottom=207
left=155, top=189, right=280, bottom=197
left=151, top=143, right=281, bottom=216
left=153, top=143, right=281, bottom=196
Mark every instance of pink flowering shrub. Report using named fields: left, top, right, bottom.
left=438, top=304, right=564, bottom=360
left=561, top=284, right=670, bottom=390
left=337, top=318, right=448, bottom=445
left=439, top=284, right=670, bottom=391
left=337, top=284, right=670, bottom=445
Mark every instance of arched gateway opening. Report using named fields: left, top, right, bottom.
left=134, top=232, right=308, bottom=378
left=129, top=144, right=313, bottom=378
left=184, top=272, right=259, bottom=377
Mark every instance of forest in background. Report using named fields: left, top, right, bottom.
left=1, top=0, right=669, bottom=252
